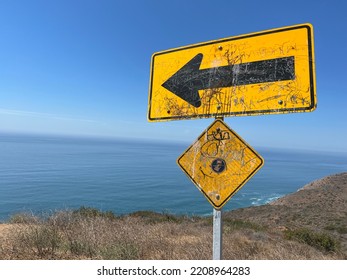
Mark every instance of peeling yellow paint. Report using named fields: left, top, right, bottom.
left=148, top=23, right=316, bottom=121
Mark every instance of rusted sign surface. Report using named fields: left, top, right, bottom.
left=148, top=23, right=316, bottom=121
left=177, top=120, right=264, bottom=209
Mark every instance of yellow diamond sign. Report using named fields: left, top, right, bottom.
left=177, top=120, right=264, bottom=209
left=148, top=23, right=316, bottom=121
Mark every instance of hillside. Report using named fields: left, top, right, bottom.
left=0, top=173, right=346, bottom=260
left=225, top=172, right=347, bottom=252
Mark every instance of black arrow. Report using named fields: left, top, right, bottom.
left=162, top=53, right=295, bottom=108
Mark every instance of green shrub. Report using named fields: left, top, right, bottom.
left=100, top=242, right=140, bottom=260
left=128, top=211, right=184, bottom=224
left=284, top=228, right=340, bottom=252
left=223, top=219, right=266, bottom=231
left=324, top=224, right=347, bottom=234
left=72, top=207, right=117, bottom=220
left=68, top=240, right=96, bottom=258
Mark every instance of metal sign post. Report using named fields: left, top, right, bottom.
left=213, top=208, right=223, bottom=260
left=213, top=117, right=223, bottom=260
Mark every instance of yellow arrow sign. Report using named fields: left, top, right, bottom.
left=177, top=119, right=264, bottom=209
left=148, top=23, right=316, bottom=121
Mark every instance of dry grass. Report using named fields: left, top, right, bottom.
left=0, top=207, right=344, bottom=260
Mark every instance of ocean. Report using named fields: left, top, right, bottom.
left=0, top=133, right=346, bottom=221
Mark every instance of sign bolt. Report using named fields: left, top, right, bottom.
left=278, top=100, right=283, bottom=105
left=218, top=46, right=223, bottom=51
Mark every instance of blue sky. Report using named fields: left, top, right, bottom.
left=0, top=0, right=346, bottom=152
